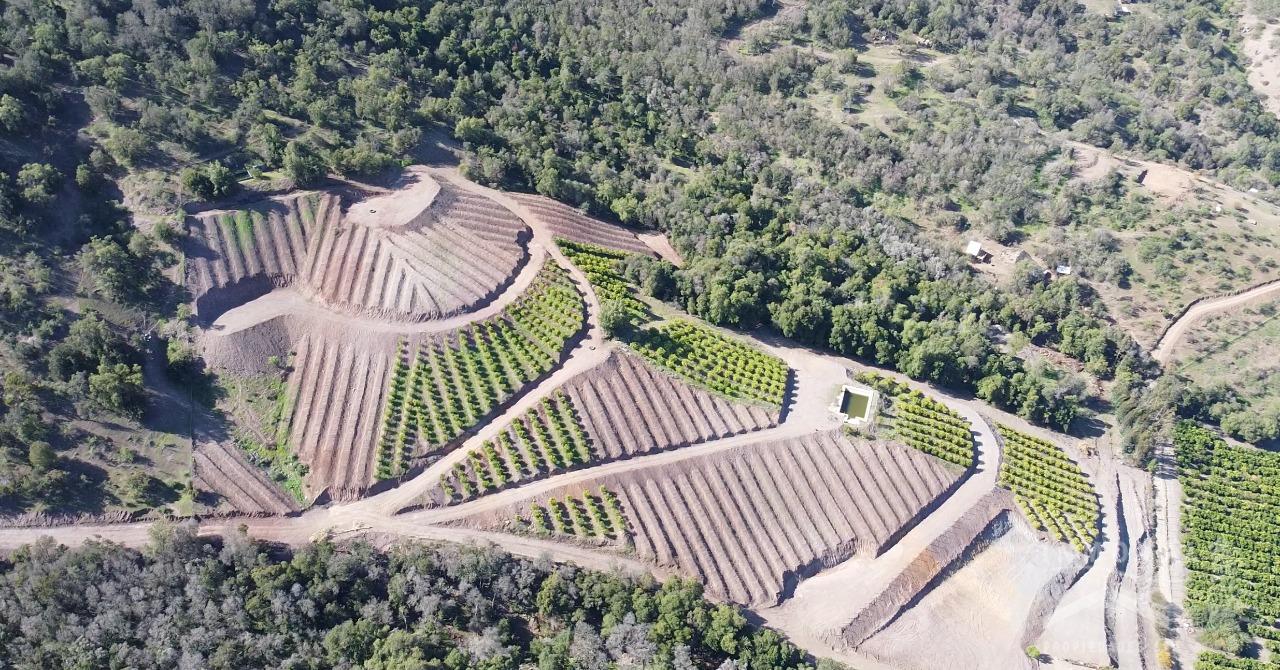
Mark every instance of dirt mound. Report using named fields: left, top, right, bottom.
left=510, top=194, right=654, bottom=255
left=200, top=313, right=297, bottom=375
left=839, top=490, right=1017, bottom=647
left=193, top=441, right=300, bottom=515
left=458, top=429, right=962, bottom=607
left=300, top=180, right=530, bottom=322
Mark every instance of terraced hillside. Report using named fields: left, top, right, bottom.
left=284, top=336, right=393, bottom=501
left=186, top=192, right=324, bottom=320
left=461, top=429, right=962, bottom=607
left=630, top=320, right=789, bottom=406
left=298, top=182, right=529, bottom=321
left=276, top=264, right=584, bottom=500
left=512, top=193, right=654, bottom=254
left=193, top=441, right=300, bottom=515
left=186, top=177, right=531, bottom=323
left=564, top=351, right=778, bottom=457
left=614, top=431, right=960, bottom=605
left=374, top=264, right=587, bottom=479
left=429, top=350, right=779, bottom=506
left=435, top=391, right=594, bottom=504
left=857, top=372, right=977, bottom=469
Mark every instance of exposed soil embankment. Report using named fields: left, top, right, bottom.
left=840, top=490, right=1016, bottom=647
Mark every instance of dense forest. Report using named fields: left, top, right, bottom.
left=0, top=527, right=823, bottom=670
left=0, top=0, right=1276, bottom=515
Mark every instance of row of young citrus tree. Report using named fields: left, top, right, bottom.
left=996, top=425, right=1099, bottom=553
left=438, top=391, right=594, bottom=503
left=558, top=239, right=789, bottom=408
left=522, top=486, right=630, bottom=542
left=629, top=320, right=788, bottom=407
left=376, top=265, right=585, bottom=478
left=557, top=239, right=651, bottom=320
left=856, top=372, right=975, bottom=469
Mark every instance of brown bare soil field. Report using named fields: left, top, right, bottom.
left=564, top=350, right=779, bottom=459
left=457, top=429, right=961, bottom=607
left=283, top=335, right=393, bottom=502
left=509, top=194, right=655, bottom=255
left=186, top=192, right=319, bottom=321
left=193, top=440, right=299, bottom=515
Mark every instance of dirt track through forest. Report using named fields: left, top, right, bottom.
left=1151, top=278, right=1280, bottom=363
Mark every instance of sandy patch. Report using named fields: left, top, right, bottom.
left=639, top=232, right=683, bottom=266
left=344, top=166, right=441, bottom=229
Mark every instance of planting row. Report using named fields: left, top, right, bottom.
left=996, top=425, right=1099, bottom=552
left=557, top=238, right=651, bottom=321
left=437, top=391, right=595, bottom=503
left=629, top=320, right=788, bottom=406
left=375, top=265, right=585, bottom=478
left=521, top=487, right=630, bottom=542
left=857, top=372, right=975, bottom=469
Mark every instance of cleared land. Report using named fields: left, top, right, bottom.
left=283, top=336, right=392, bottom=502
left=1035, top=462, right=1155, bottom=669
left=299, top=181, right=529, bottom=321
left=193, top=440, right=300, bottom=516
left=186, top=192, right=319, bottom=321
left=458, top=429, right=962, bottom=608
left=858, top=511, right=1083, bottom=670
left=563, top=350, right=778, bottom=456
left=510, top=194, right=655, bottom=255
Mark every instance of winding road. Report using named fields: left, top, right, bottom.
left=1151, top=278, right=1280, bottom=364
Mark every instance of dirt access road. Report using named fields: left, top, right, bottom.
left=1150, top=278, right=1280, bottom=364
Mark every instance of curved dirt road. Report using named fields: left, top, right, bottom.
left=209, top=244, right=548, bottom=336
left=1152, top=278, right=1280, bottom=364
